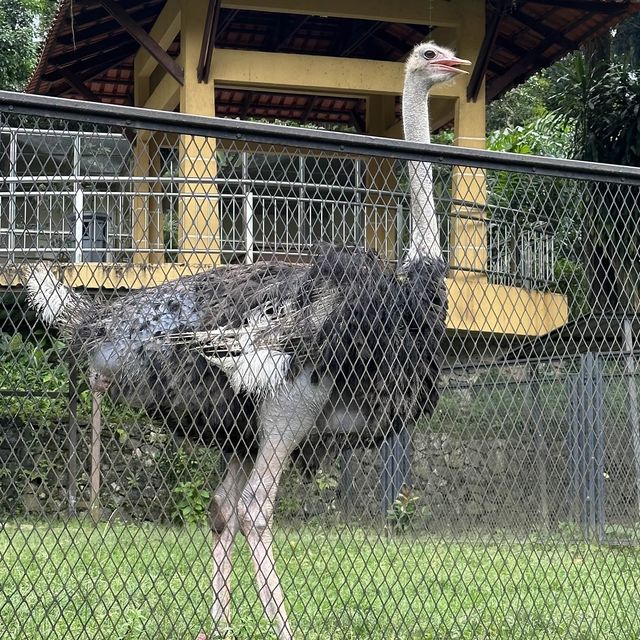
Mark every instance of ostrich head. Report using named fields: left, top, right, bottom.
left=405, top=42, right=471, bottom=86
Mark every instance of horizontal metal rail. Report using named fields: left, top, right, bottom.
left=3, top=91, right=640, bottom=184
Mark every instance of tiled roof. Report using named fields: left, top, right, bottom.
left=26, top=1, right=640, bottom=127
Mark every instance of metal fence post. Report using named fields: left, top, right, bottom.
left=380, top=422, right=412, bottom=521
left=569, top=353, right=606, bottom=541
left=566, top=375, right=579, bottom=523
left=244, top=192, right=255, bottom=265
left=73, top=133, right=84, bottom=264
left=623, top=317, right=640, bottom=518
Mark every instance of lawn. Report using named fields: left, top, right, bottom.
left=0, top=521, right=639, bottom=640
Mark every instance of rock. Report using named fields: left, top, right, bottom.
left=126, top=438, right=141, bottom=451
left=141, top=444, right=159, bottom=458
left=21, top=492, right=45, bottom=513
left=446, top=449, right=464, bottom=469
left=466, top=500, right=484, bottom=516
left=142, top=485, right=156, bottom=499
left=466, top=450, right=484, bottom=469
left=487, top=448, right=507, bottom=474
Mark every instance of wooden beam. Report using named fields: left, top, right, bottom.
left=468, top=0, right=506, bottom=102
left=531, top=0, right=629, bottom=14
left=197, top=0, right=222, bottom=83
left=98, top=0, right=184, bottom=85
left=300, top=95, right=317, bottom=122
left=51, top=34, right=139, bottom=66
left=145, top=70, right=181, bottom=111
left=240, top=90, right=254, bottom=118
left=58, top=6, right=159, bottom=45
left=44, top=42, right=140, bottom=81
left=351, top=109, right=366, bottom=133
left=135, top=0, right=181, bottom=79
left=212, top=49, right=467, bottom=98
left=61, top=69, right=102, bottom=102
left=217, top=8, right=238, bottom=38
left=513, top=8, right=576, bottom=50
left=276, top=15, right=310, bottom=52
left=219, top=0, right=462, bottom=26
left=488, top=11, right=593, bottom=98
left=340, top=21, right=383, bottom=56
left=429, top=96, right=456, bottom=131
left=428, top=27, right=457, bottom=49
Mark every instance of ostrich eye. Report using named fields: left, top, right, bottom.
left=423, top=49, right=437, bottom=60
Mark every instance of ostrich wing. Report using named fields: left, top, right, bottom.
left=70, top=255, right=343, bottom=397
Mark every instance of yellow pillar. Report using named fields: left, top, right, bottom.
left=148, top=134, right=164, bottom=264
left=365, top=94, right=400, bottom=259
left=178, top=0, right=219, bottom=268
left=450, top=0, right=487, bottom=280
left=132, top=130, right=151, bottom=264
left=130, top=130, right=164, bottom=265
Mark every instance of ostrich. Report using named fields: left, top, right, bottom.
left=23, top=43, right=470, bottom=639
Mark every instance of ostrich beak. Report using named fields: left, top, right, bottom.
left=435, top=56, right=472, bottom=75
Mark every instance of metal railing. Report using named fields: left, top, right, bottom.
left=1, top=122, right=556, bottom=288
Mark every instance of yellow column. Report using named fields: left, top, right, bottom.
left=132, top=130, right=151, bottom=264
left=131, top=130, right=164, bottom=265
left=451, top=0, right=487, bottom=280
left=365, top=94, right=400, bottom=259
left=178, top=0, right=219, bottom=268
left=148, top=134, right=164, bottom=264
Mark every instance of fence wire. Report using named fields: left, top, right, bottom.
left=0, top=94, right=639, bottom=640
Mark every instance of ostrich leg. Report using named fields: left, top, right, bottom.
left=238, top=368, right=331, bottom=640
left=209, top=455, right=251, bottom=634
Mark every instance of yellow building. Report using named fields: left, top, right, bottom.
left=15, top=0, right=640, bottom=337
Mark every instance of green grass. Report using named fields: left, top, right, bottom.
left=1, top=521, right=639, bottom=640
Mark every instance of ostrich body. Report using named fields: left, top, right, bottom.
left=25, top=44, right=470, bottom=639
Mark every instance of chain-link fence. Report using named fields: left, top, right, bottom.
left=0, top=92, right=639, bottom=639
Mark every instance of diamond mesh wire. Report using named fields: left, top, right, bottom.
left=0, top=102, right=639, bottom=640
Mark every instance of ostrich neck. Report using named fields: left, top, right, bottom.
left=402, top=74, right=442, bottom=263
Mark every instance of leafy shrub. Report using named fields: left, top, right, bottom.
left=168, top=445, right=220, bottom=526
left=172, top=481, right=211, bottom=526
left=387, top=485, right=421, bottom=533
left=0, top=332, right=68, bottom=421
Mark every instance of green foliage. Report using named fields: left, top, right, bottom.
left=0, top=332, right=68, bottom=421
left=169, top=445, right=219, bottom=526
left=488, top=113, right=571, bottom=158
left=386, top=485, right=421, bottom=533
left=172, top=480, right=211, bottom=526
left=0, top=0, right=55, bottom=91
left=487, top=73, right=555, bottom=131
left=548, top=48, right=640, bottom=312
left=554, top=258, right=590, bottom=319
left=549, top=53, right=640, bottom=165
left=313, top=468, right=338, bottom=494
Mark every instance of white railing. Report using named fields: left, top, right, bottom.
left=0, top=127, right=557, bottom=288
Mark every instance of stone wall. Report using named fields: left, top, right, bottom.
left=1, top=414, right=637, bottom=533
left=0, top=415, right=220, bottom=523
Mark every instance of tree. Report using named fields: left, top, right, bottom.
left=549, top=39, right=640, bottom=314
left=0, top=0, right=56, bottom=91
left=486, top=72, right=553, bottom=132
